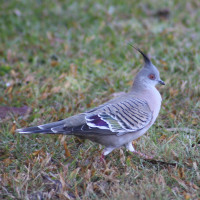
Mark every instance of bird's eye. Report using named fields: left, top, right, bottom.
left=148, top=74, right=155, bottom=80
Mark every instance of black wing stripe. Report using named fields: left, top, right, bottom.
left=120, top=102, right=147, bottom=119
left=129, top=99, right=145, bottom=107
left=115, top=103, right=147, bottom=124
left=123, top=109, right=148, bottom=123
left=125, top=101, right=149, bottom=116
left=131, top=99, right=146, bottom=106
left=119, top=109, right=139, bottom=126
left=120, top=109, right=142, bottom=126
left=128, top=100, right=139, bottom=107
left=111, top=106, right=138, bottom=128
left=114, top=114, right=131, bottom=129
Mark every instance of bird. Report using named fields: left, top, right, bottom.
left=17, top=46, right=165, bottom=160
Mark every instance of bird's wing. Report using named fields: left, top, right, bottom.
left=85, top=97, right=153, bottom=136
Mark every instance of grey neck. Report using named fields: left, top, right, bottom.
left=131, top=79, right=155, bottom=92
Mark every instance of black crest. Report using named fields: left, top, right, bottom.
left=129, top=44, right=151, bottom=65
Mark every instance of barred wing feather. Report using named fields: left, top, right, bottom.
left=85, top=98, right=153, bottom=136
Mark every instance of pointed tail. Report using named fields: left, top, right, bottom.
left=16, top=120, right=71, bottom=135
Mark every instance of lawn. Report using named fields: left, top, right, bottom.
left=0, top=0, right=199, bottom=199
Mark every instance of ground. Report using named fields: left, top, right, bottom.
left=0, top=0, right=200, bottom=199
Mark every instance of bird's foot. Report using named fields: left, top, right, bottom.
left=97, top=153, right=107, bottom=166
left=133, top=150, right=154, bottom=160
left=125, top=142, right=154, bottom=160
left=100, top=154, right=105, bottom=162
left=98, top=147, right=115, bottom=163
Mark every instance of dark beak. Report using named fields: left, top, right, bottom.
left=158, top=79, right=165, bottom=85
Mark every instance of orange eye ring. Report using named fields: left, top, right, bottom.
left=148, top=74, right=155, bottom=80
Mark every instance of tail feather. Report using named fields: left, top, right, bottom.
left=17, top=126, right=42, bottom=133
left=17, top=128, right=51, bottom=134
left=16, top=126, right=55, bottom=134
left=37, top=120, right=65, bottom=130
left=16, top=120, right=69, bottom=134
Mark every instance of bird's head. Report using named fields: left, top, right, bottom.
left=131, top=46, right=165, bottom=89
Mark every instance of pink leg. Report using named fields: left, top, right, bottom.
left=126, top=142, right=154, bottom=160
left=97, top=153, right=107, bottom=165
left=98, top=147, right=115, bottom=164
left=100, top=154, right=105, bottom=162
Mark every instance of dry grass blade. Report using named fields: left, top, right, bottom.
left=166, top=128, right=197, bottom=134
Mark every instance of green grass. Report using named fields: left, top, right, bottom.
left=0, top=0, right=200, bottom=199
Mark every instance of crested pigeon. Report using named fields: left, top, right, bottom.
left=17, top=47, right=165, bottom=159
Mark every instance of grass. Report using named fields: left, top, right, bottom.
left=0, top=0, right=200, bottom=199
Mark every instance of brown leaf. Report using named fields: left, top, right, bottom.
left=5, top=85, right=13, bottom=94
left=94, top=59, right=103, bottom=65
left=169, top=88, right=179, bottom=97
left=3, top=158, right=13, bottom=166
left=10, top=123, right=16, bottom=135
left=178, top=167, right=185, bottom=179
left=169, top=113, right=176, bottom=119
left=32, top=148, right=44, bottom=156
left=0, top=97, right=6, bottom=104
left=59, top=107, right=66, bottom=113
left=183, top=192, right=191, bottom=200
left=19, top=120, right=29, bottom=127
left=160, top=60, right=168, bottom=66
left=63, top=141, right=71, bottom=158
left=158, top=134, right=167, bottom=142
left=192, top=118, right=198, bottom=126
left=51, top=60, right=59, bottom=67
